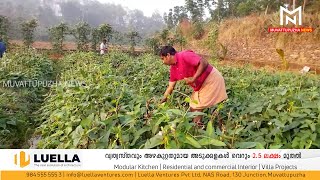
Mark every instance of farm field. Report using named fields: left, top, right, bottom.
left=9, top=40, right=146, bottom=53
left=9, top=40, right=320, bottom=74
left=1, top=50, right=319, bottom=149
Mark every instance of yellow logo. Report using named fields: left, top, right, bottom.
left=14, top=151, right=30, bottom=168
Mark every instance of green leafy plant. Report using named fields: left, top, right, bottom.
left=276, top=49, right=289, bottom=70
left=49, top=23, right=69, bottom=53
left=72, top=22, right=91, bottom=51
left=159, top=29, right=169, bottom=45
left=0, top=16, right=9, bottom=46
left=192, top=21, right=204, bottom=40
left=21, top=19, right=38, bottom=48
left=174, top=33, right=187, bottom=51
left=126, top=31, right=140, bottom=54
left=219, top=43, right=228, bottom=61
left=98, top=24, right=113, bottom=41
left=90, top=27, right=100, bottom=51
left=205, top=22, right=219, bottom=57
left=145, top=37, right=160, bottom=55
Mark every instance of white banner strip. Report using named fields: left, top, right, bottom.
left=1, top=149, right=319, bottom=171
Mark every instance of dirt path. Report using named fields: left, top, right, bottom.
left=220, top=58, right=320, bottom=74
left=199, top=54, right=320, bottom=75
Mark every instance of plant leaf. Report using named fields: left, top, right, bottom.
left=237, top=142, right=256, bottom=149
left=144, top=135, right=163, bottom=149
left=185, top=135, right=201, bottom=148
left=198, top=137, right=226, bottom=146
left=131, top=126, right=151, bottom=146
left=72, top=125, right=84, bottom=147
left=206, top=121, right=214, bottom=137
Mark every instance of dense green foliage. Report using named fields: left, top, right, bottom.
left=220, top=66, right=320, bottom=149
left=0, top=50, right=54, bottom=148
left=34, top=52, right=320, bottom=149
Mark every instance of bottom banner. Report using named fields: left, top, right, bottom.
left=1, top=171, right=320, bottom=180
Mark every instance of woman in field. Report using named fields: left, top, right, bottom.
left=160, top=46, right=228, bottom=128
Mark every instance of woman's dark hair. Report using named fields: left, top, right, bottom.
left=159, top=45, right=176, bottom=56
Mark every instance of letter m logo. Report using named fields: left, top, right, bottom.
left=14, top=151, right=30, bottom=168
left=280, top=6, right=302, bottom=25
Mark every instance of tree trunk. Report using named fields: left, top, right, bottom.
left=265, top=4, right=269, bottom=15
left=303, top=0, right=308, bottom=14
left=293, top=0, right=296, bottom=9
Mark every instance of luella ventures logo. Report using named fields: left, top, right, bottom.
left=14, top=151, right=31, bottom=168
left=14, top=151, right=81, bottom=168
